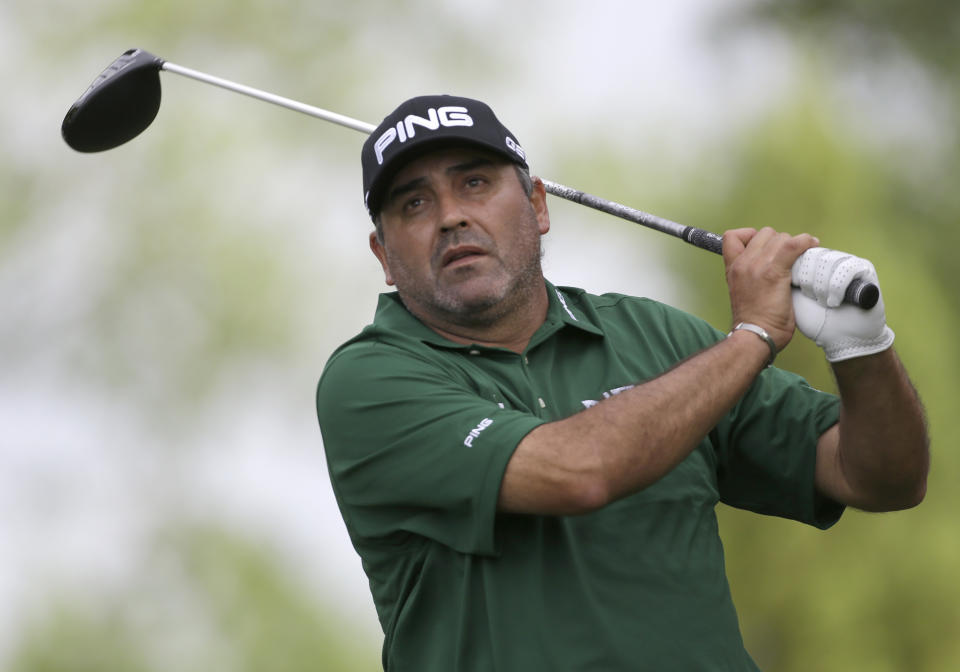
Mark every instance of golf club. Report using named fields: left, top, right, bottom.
left=61, top=48, right=879, bottom=309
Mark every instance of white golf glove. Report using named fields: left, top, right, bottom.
left=791, top=247, right=895, bottom=362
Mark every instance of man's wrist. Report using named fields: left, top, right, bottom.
left=824, top=325, right=895, bottom=362
left=728, top=322, right=778, bottom=368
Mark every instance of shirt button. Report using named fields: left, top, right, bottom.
left=523, top=355, right=530, bottom=365
left=538, top=397, right=546, bottom=408
left=469, top=349, right=481, bottom=356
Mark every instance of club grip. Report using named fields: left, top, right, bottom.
left=844, top=278, right=880, bottom=309
left=682, top=227, right=723, bottom=255
left=680, top=226, right=879, bottom=309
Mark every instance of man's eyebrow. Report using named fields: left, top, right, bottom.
left=385, top=176, right=427, bottom=207
left=446, top=157, right=495, bottom=174
left=385, top=158, right=498, bottom=207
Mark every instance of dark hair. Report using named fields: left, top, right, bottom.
left=374, top=164, right=534, bottom=242
left=514, top=164, right=533, bottom=197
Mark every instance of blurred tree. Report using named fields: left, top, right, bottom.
left=176, top=526, right=378, bottom=672
left=737, top=0, right=960, bottom=306
left=10, top=608, right=153, bottom=672
left=665, top=55, right=960, bottom=672
left=716, top=9, right=960, bottom=668
left=743, top=0, right=960, bottom=82
left=9, top=525, right=379, bottom=672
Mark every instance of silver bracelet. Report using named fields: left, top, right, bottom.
left=728, top=322, right=777, bottom=368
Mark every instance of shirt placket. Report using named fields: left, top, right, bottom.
left=519, top=350, right=549, bottom=419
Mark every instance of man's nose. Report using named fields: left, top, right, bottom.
left=437, top=192, right=470, bottom=233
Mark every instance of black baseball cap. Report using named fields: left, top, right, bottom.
left=361, top=94, right=528, bottom=220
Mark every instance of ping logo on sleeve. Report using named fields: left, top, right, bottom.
left=464, top=418, right=494, bottom=447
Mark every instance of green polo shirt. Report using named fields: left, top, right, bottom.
left=317, top=281, right=842, bottom=671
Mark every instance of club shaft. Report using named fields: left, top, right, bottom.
left=161, top=61, right=377, bottom=134
left=160, top=58, right=876, bottom=308
left=538, top=179, right=721, bottom=248
left=162, top=62, right=704, bottom=243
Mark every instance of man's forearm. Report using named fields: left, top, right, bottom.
left=828, top=348, right=929, bottom=511
left=497, top=329, right=772, bottom=515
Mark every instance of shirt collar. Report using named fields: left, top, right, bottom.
left=541, top=281, right=604, bottom=337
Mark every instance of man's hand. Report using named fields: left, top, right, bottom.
left=791, top=247, right=895, bottom=362
left=722, top=227, right=820, bottom=350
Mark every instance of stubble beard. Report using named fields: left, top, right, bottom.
left=389, top=208, right=545, bottom=330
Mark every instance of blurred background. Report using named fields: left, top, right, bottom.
left=2, top=1, right=958, bottom=669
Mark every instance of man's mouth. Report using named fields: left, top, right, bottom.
left=441, top=246, right=487, bottom=268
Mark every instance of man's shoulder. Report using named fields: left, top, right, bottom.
left=321, top=319, right=428, bottom=379
left=324, top=292, right=431, bottom=360
left=555, top=284, right=700, bottom=325
left=318, top=293, right=465, bottom=401
left=552, top=284, right=725, bottom=357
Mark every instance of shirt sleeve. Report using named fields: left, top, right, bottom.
left=713, top=366, right=844, bottom=529
left=317, top=339, right=545, bottom=556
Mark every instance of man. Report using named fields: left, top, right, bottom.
left=316, top=95, right=928, bottom=671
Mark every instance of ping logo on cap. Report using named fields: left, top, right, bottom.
left=374, top=106, right=474, bottom=164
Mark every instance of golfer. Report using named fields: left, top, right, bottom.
left=316, top=95, right=929, bottom=671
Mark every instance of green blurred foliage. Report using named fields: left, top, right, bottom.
left=739, top=0, right=960, bottom=301
left=11, top=609, right=153, bottom=672
left=9, top=526, right=378, bottom=672
left=744, top=0, right=960, bottom=84
left=683, top=98, right=960, bottom=670
left=179, top=527, right=376, bottom=671
left=673, top=3, right=960, bottom=669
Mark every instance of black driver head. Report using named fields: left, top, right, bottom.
left=62, top=48, right=166, bottom=152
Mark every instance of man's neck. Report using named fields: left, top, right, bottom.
left=405, top=282, right=550, bottom=354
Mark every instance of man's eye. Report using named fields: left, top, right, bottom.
left=466, top=176, right=486, bottom=188
left=405, top=197, right=424, bottom=211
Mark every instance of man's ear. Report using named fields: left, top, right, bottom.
left=369, top=231, right=396, bottom=286
left=530, top=177, right=551, bottom=235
